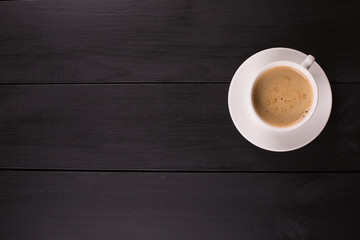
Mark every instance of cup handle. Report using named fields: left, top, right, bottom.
left=301, top=55, right=315, bottom=70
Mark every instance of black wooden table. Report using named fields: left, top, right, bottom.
left=1, top=0, right=360, bottom=239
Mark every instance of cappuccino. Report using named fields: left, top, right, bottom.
left=251, top=66, right=313, bottom=128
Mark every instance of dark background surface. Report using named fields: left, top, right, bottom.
left=0, top=0, right=360, bottom=239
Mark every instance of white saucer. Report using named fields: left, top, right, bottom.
left=228, top=48, right=332, bottom=152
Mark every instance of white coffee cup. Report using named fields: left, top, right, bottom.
left=249, top=55, right=318, bottom=131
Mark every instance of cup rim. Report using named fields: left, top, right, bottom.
left=249, top=61, right=319, bottom=131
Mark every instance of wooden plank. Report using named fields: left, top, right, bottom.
left=0, top=0, right=359, bottom=83
left=0, top=171, right=360, bottom=239
left=0, top=84, right=359, bottom=171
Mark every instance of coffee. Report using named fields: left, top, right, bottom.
left=251, top=66, right=313, bottom=128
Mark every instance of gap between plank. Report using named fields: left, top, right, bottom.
left=0, top=82, right=356, bottom=86
left=0, top=168, right=359, bottom=173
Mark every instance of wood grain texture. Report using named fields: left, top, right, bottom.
left=0, top=171, right=360, bottom=240
left=1, top=0, right=360, bottom=83
left=0, top=84, right=359, bottom=171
